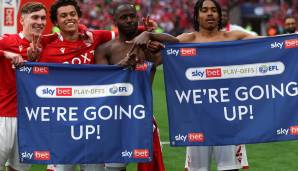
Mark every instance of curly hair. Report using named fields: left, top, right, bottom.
left=50, top=0, right=82, bottom=24
left=193, top=0, right=222, bottom=31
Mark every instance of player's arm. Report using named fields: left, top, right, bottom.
left=0, top=50, right=25, bottom=65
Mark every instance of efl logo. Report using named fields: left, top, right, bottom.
left=133, top=149, right=149, bottom=159
left=285, top=39, right=298, bottom=49
left=135, top=63, right=148, bottom=71
left=32, top=66, right=49, bottom=74
left=206, top=68, right=222, bottom=78
left=4, top=8, right=14, bottom=26
left=290, top=126, right=298, bottom=135
left=180, top=48, right=197, bottom=56
left=188, top=133, right=204, bottom=142
left=34, top=151, right=50, bottom=161
left=56, top=88, right=72, bottom=96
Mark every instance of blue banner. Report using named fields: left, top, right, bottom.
left=16, top=62, right=153, bottom=164
left=162, top=34, right=298, bottom=146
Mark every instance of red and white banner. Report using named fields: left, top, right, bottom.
left=0, top=0, right=18, bottom=34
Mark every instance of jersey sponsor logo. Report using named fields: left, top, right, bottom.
left=32, top=66, right=49, bottom=74
left=60, top=48, right=65, bottom=54
left=285, top=39, right=298, bottom=49
left=63, top=52, right=93, bottom=64
left=34, top=151, right=50, bottom=161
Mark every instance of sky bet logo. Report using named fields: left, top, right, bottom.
left=21, top=151, right=50, bottom=161
left=122, top=149, right=149, bottom=159
left=277, top=126, right=298, bottom=135
left=271, top=39, right=298, bottom=49
left=166, top=48, right=197, bottom=56
left=19, top=66, right=48, bottom=74
left=175, top=133, right=204, bottom=142
left=41, top=87, right=72, bottom=96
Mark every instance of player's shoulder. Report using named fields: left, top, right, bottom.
left=177, top=32, right=195, bottom=43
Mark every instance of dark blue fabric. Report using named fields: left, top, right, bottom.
left=16, top=62, right=153, bottom=164
left=162, top=34, right=298, bottom=146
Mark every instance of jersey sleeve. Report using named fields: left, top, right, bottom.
left=0, top=34, right=8, bottom=51
left=92, top=30, right=116, bottom=47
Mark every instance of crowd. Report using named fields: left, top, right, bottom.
left=78, top=0, right=298, bottom=36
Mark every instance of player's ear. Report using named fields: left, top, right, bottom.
left=20, top=15, right=25, bottom=26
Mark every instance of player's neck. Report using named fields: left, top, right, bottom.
left=60, top=31, right=79, bottom=41
left=118, top=30, right=138, bottom=42
left=21, top=31, right=33, bottom=42
left=199, top=28, right=221, bottom=38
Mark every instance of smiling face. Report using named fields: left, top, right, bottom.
left=55, top=5, right=79, bottom=33
left=21, top=9, right=46, bottom=36
left=198, top=0, right=220, bottom=31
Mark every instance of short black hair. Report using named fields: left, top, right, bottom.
left=50, top=0, right=82, bottom=24
left=193, top=0, right=223, bottom=31
left=21, top=2, right=47, bottom=15
left=113, top=3, right=136, bottom=19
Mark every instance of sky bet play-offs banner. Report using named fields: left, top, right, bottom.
left=16, top=63, right=153, bottom=164
left=162, top=34, right=298, bottom=146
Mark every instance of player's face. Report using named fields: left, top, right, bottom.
left=56, top=5, right=79, bottom=33
left=21, top=9, right=46, bottom=36
left=284, top=18, right=296, bottom=33
left=115, top=7, right=138, bottom=34
left=198, top=0, right=219, bottom=31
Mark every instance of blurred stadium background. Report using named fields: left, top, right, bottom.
left=1, top=0, right=298, bottom=36
left=1, top=0, right=298, bottom=170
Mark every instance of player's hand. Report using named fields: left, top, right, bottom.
left=126, top=31, right=150, bottom=47
left=118, top=44, right=145, bottom=69
left=4, top=51, right=25, bottom=67
left=27, top=33, right=42, bottom=61
left=143, top=16, right=157, bottom=32
left=147, top=40, right=165, bottom=53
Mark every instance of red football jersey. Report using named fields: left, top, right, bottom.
left=39, top=30, right=115, bottom=64
left=0, top=33, right=30, bottom=117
